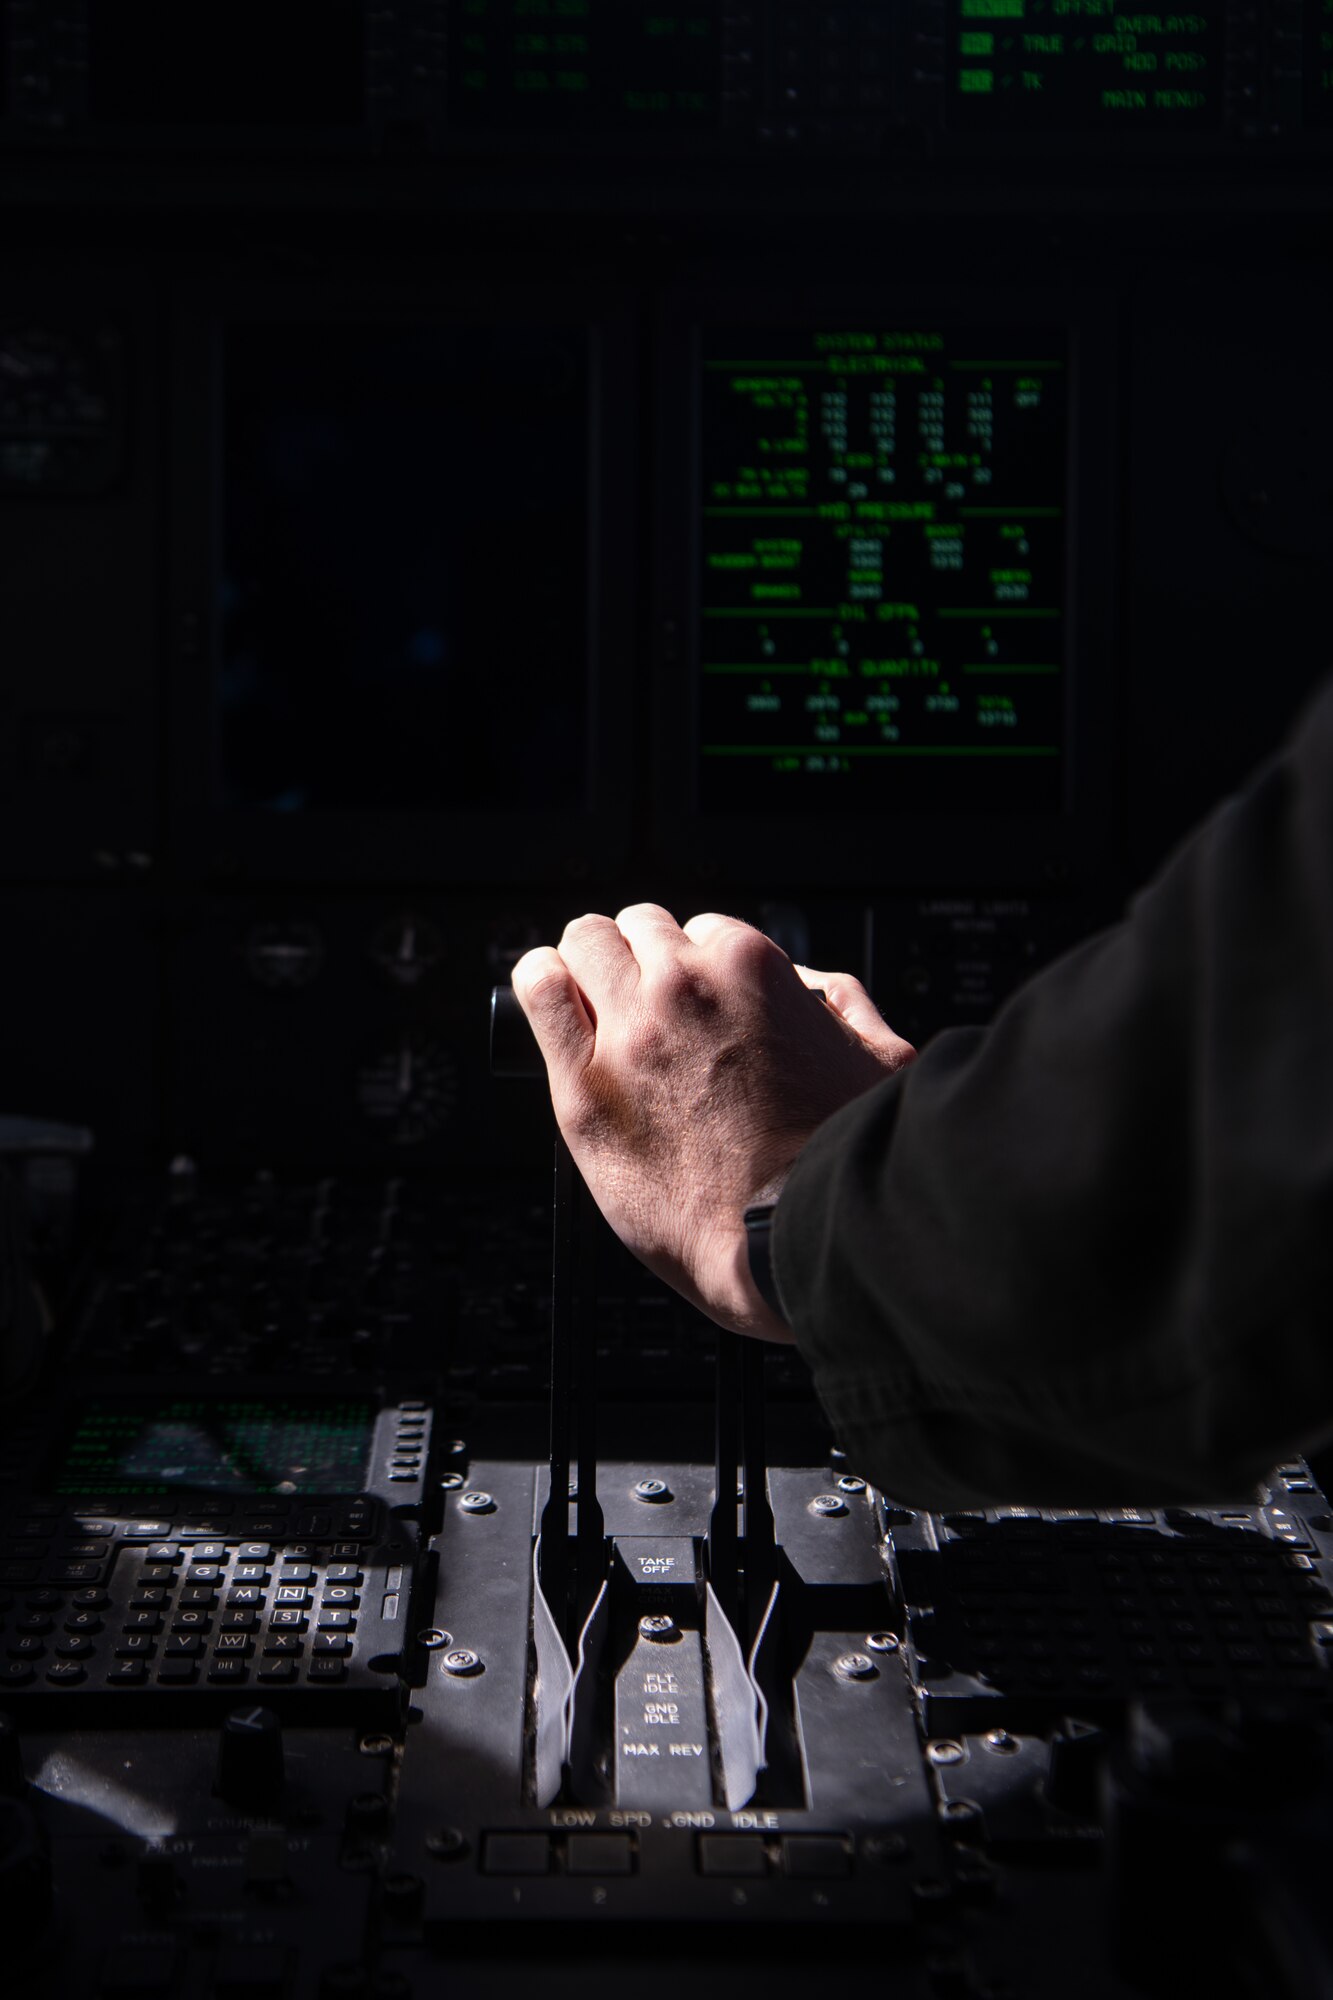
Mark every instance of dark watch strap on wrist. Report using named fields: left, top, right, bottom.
left=743, top=1202, right=788, bottom=1322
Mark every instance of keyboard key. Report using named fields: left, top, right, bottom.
left=46, top=1660, right=86, bottom=1684
left=317, top=1610, right=353, bottom=1630
left=165, top=1634, right=203, bottom=1657
left=232, top=1564, right=269, bottom=1585
left=321, top=1588, right=359, bottom=1608
left=262, top=1633, right=302, bottom=1656
left=186, top=1542, right=227, bottom=1563
left=131, top=1589, right=169, bottom=1608
left=49, top=1562, right=104, bottom=1585
left=171, top=1611, right=213, bottom=1634
left=186, top=1565, right=224, bottom=1585
left=306, top=1656, right=347, bottom=1681
left=214, top=1631, right=253, bottom=1655
left=145, top=1544, right=182, bottom=1565
left=311, top=1632, right=350, bottom=1655
left=208, top=1658, right=249, bottom=1683
left=227, top=1586, right=265, bottom=1607
left=156, top=1658, right=198, bottom=1683
left=325, top=1565, right=363, bottom=1584
left=268, top=1609, right=306, bottom=1631
left=108, top=1660, right=148, bottom=1685
left=115, top=1634, right=158, bottom=1658
left=277, top=1564, right=314, bottom=1584
left=257, top=1658, right=297, bottom=1684
left=221, top=1610, right=259, bottom=1633
left=237, top=1543, right=273, bottom=1563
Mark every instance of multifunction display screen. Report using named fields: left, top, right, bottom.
left=947, top=4, right=1222, bottom=133
left=448, top=0, right=720, bottom=133
left=696, top=327, right=1068, bottom=817
left=53, top=1398, right=377, bottom=1498
left=219, top=325, right=589, bottom=815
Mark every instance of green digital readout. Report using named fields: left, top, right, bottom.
left=948, top=3, right=1222, bottom=132
left=696, top=328, right=1068, bottom=818
left=448, top=0, right=720, bottom=133
left=1308, top=0, right=1333, bottom=129
left=52, top=1398, right=376, bottom=1498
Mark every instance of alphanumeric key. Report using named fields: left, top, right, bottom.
left=268, top=1609, right=306, bottom=1631
left=187, top=1565, right=224, bottom=1585
left=115, top=1633, right=157, bottom=1658
left=307, top=1655, right=347, bottom=1681
left=263, top=1632, right=302, bottom=1656
left=278, top=1564, right=313, bottom=1584
left=257, top=1658, right=297, bottom=1684
left=165, top=1634, right=203, bottom=1656
left=108, top=1660, right=148, bottom=1685
left=221, top=1609, right=258, bottom=1632
left=172, top=1609, right=212, bottom=1633
left=321, top=1587, right=359, bottom=1608
left=232, top=1563, right=269, bottom=1586
left=214, top=1630, right=252, bottom=1656
left=207, top=1657, right=248, bottom=1683
left=46, top=1659, right=86, bottom=1684
left=123, top=1611, right=163, bottom=1633
left=326, top=1564, right=363, bottom=1584
left=130, top=1589, right=168, bottom=1609
left=312, top=1632, right=351, bottom=1655
left=273, top=1585, right=311, bottom=1607
left=227, top=1586, right=264, bottom=1607
left=179, top=1586, right=218, bottom=1608
left=317, top=1610, right=353, bottom=1631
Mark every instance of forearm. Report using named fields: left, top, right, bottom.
left=774, top=676, right=1333, bottom=1507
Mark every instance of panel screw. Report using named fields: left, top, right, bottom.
left=835, top=1652, right=877, bottom=1680
left=866, top=1632, right=900, bottom=1653
left=940, top=1799, right=980, bottom=1824
left=810, top=1493, right=847, bottom=1517
left=442, top=1648, right=482, bottom=1675
left=927, top=1740, right=964, bottom=1766
left=458, top=1491, right=495, bottom=1514
left=443, top=1440, right=467, bottom=1455
left=633, top=1478, right=671, bottom=1503
left=425, top=1827, right=468, bottom=1862
left=639, top=1615, right=678, bottom=1642
left=417, top=1629, right=451, bottom=1651
left=358, top=1734, right=395, bottom=1757
left=983, top=1728, right=1018, bottom=1754
left=837, top=1475, right=866, bottom=1494
left=439, top=1473, right=464, bottom=1490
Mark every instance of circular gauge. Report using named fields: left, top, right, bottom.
left=244, top=921, right=326, bottom=989
left=369, top=912, right=445, bottom=988
left=356, top=1031, right=458, bottom=1147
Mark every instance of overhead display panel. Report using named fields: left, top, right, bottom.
left=694, top=327, right=1068, bottom=818
left=946, top=2, right=1224, bottom=133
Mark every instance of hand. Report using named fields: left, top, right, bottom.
left=511, top=904, right=915, bottom=1341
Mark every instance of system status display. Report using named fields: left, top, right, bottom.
left=1309, top=0, right=1333, bottom=128
left=52, top=1398, right=377, bottom=1497
left=696, top=328, right=1068, bottom=817
left=448, top=0, right=720, bottom=133
left=947, top=3, right=1222, bottom=132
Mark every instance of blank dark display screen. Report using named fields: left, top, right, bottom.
left=89, top=0, right=366, bottom=126
left=696, top=328, right=1068, bottom=816
left=1309, top=0, right=1333, bottom=128
left=448, top=0, right=720, bottom=132
left=219, top=326, right=589, bottom=814
left=947, top=3, right=1222, bottom=132
left=53, top=1399, right=377, bottom=1498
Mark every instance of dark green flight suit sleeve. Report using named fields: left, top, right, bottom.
left=771, top=674, right=1333, bottom=1510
